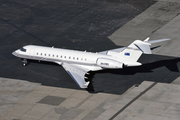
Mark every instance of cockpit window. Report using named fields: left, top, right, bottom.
left=20, top=47, right=26, bottom=52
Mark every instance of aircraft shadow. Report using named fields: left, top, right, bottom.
left=12, top=57, right=180, bottom=95
left=86, top=58, right=180, bottom=94
left=99, top=58, right=180, bottom=75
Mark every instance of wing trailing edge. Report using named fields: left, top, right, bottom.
left=61, top=63, right=90, bottom=88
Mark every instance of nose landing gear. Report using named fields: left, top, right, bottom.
left=22, top=58, right=28, bottom=66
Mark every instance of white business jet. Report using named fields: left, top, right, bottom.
left=12, top=38, right=170, bottom=88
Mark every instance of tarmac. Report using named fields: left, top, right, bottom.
left=1, top=0, right=180, bottom=120
left=1, top=78, right=180, bottom=120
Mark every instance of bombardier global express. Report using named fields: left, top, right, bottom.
left=12, top=38, right=170, bottom=88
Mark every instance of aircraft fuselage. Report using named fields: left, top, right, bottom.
left=12, top=45, right=125, bottom=70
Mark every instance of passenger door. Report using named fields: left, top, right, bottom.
left=29, top=49, right=35, bottom=59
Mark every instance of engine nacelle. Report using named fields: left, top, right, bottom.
left=96, top=58, right=123, bottom=69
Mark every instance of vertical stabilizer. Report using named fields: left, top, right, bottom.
left=114, top=40, right=151, bottom=62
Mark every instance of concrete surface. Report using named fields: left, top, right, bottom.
left=150, top=13, right=180, bottom=57
left=113, top=82, right=180, bottom=120
left=0, top=78, right=155, bottom=120
left=0, top=78, right=40, bottom=115
left=1, top=78, right=180, bottom=120
left=172, top=76, right=180, bottom=85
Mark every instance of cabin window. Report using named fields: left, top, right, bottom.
left=69, top=57, right=71, bottom=59
left=61, top=55, right=62, bottom=58
left=53, top=55, right=54, bottom=57
left=44, top=54, right=46, bottom=56
left=64, top=56, right=66, bottom=58
left=57, top=55, right=58, bottom=58
left=81, top=58, right=83, bottom=60
left=20, top=47, right=26, bottom=52
left=73, top=57, right=75, bottom=60
left=37, top=53, right=38, bottom=55
left=49, top=54, right=50, bottom=57
left=85, top=59, right=87, bottom=61
left=41, top=53, right=42, bottom=56
left=77, top=58, right=78, bottom=60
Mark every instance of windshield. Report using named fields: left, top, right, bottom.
left=20, top=47, right=26, bottom=52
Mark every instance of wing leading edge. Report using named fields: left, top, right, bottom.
left=61, top=63, right=90, bottom=88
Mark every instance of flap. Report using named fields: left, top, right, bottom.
left=62, top=63, right=90, bottom=88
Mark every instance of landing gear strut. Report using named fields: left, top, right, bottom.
left=22, top=58, right=28, bottom=66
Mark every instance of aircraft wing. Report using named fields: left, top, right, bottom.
left=61, top=63, right=90, bottom=88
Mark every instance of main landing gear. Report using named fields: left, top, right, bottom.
left=22, top=58, right=28, bottom=66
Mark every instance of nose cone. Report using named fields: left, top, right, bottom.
left=12, top=50, right=19, bottom=57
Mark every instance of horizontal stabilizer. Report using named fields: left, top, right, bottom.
left=145, top=38, right=170, bottom=44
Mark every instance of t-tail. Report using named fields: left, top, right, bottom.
left=113, top=37, right=170, bottom=66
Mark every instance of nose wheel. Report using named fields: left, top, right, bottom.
left=22, top=58, right=28, bottom=66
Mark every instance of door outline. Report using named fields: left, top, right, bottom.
left=29, top=49, right=35, bottom=58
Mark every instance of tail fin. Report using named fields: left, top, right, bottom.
left=114, top=38, right=170, bottom=62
